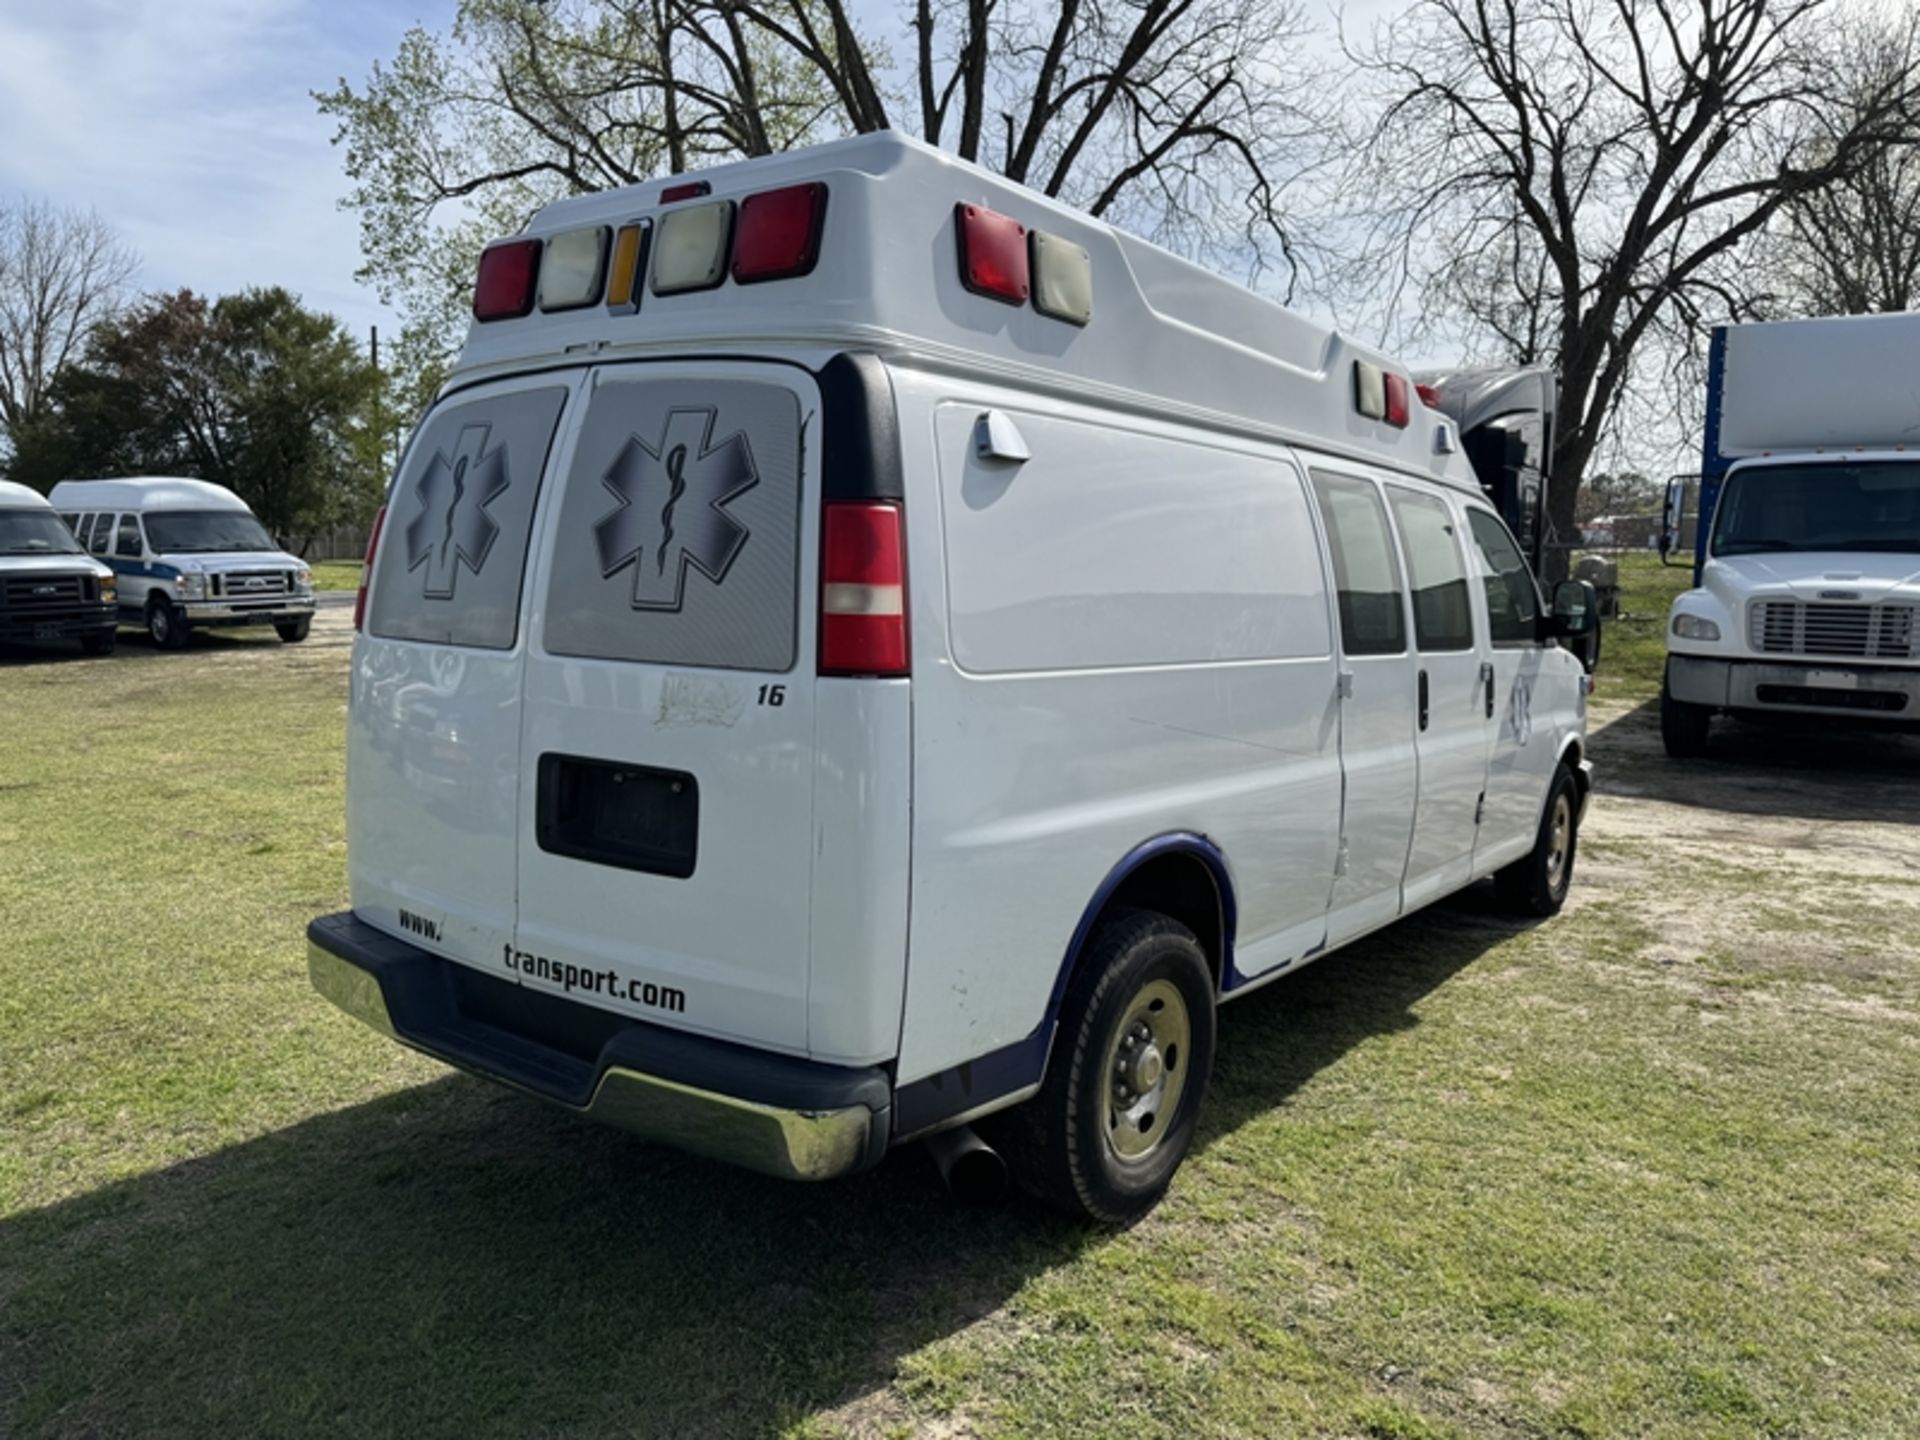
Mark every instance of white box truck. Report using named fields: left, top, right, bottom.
left=1660, top=313, right=1920, bottom=755
left=307, top=133, right=1600, bottom=1220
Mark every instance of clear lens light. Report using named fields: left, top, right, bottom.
left=1672, top=613, right=1720, bottom=641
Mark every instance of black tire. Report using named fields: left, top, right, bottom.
left=275, top=616, right=312, bottom=643
left=146, top=596, right=189, bottom=650
left=995, top=908, right=1216, bottom=1223
left=1660, top=668, right=1712, bottom=758
left=1495, top=763, right=1581, bottom=918
left=80, top=630, right=117, bottom=657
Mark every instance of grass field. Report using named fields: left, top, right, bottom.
left=3, top=583, right=1918, bottom=1438
left=307, top=559, right=362, bottom=591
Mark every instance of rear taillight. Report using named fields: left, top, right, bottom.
left=473, top=239, right=541, bottom=321
left=354, top=504, right=386, bottom=632
left=820, top=501, right=907, bottom=677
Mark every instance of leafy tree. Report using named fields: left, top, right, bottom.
left=1345, top=0, right=1920, bottom=563
left=10, top=289, right=383, bottom=543
left=316, top=0, right=1329, bottom=399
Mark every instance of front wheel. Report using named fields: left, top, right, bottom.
left=1660, top=672, right=1712, bottom=758
left=146, top=598, right=189, bottom=651
left=995, top=908, right=1216, bottom=1223
left=1495, top=764, right=1581, bottom=918
left=275, top=616, right=312, bottom=643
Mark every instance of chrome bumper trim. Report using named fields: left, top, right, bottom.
left=307, top=942, right=877, bottom=1182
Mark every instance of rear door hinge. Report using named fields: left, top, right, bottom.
left=1474, top=792, right=1486, bottom=826
left=1334, top=837, right=1350, bottom=877
left=1336, top=670, right=1355, bottom=701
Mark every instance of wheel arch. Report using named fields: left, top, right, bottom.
left=889, top=832, right=1238, bottom=1141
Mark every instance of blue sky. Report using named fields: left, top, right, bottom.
left=0, top=0, right=459, bottom=342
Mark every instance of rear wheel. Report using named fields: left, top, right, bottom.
left=1661, top=670, right=1712, bottom=757
left=1495, top=764, right=1581, bottom=917
left=146, top=596, right=189, bottom=650
left=80, top=630, right=117, bottom=657
left=996, top=908, right=1216, bottom=1223
left=276, top=616, right=312, bottom=643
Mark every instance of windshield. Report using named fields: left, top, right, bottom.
left=143, top=509, right=276, bottom=554
left=1712, top=460, right=1920, bottom=557
left=0, top=508, right=85, bottom=555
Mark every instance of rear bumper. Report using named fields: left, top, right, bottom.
left=1668, top=654, right=1919, bottom=722
left=307, top=911, right=891, bottom=1181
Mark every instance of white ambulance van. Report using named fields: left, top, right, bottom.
left=307, top=134, right=1598, bottom=1220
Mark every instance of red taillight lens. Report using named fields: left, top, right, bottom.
left=1384, top=373, right=1411, bottom=428
left=473, top=239, right=541, bottom=321
left=354, top=504, right=386, bottom=632
left=1415, top=382, right=1442, bottom=409
left=820, top=501, right=907, bottom=677
left=955, top=203, right=1029, bottom=304
left=733, top=183, right=828, bottom=284
left=660, top=179, right=711, bottom=203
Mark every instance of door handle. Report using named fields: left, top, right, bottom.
left=1482, top=661, right=1496, bottom=719
left=1418, top=669, right=1430, bottom=731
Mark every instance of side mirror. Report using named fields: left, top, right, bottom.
left=1660, top=477, right=1690, bottom=564
left=1550, top=578, right=1602, bottom=673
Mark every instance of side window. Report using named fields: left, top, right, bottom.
left=72, top=514, right=93, bottom=547
left=366, top=386, right=570, bottom=650
left=1466, top=508, right=1541, bottom=646
left=115, top=514, right=144, bottom=558
left=1386, top=489, right=1474, bottom=652
left=90, top=513, right=114, bottom=556
left=1310, top=471, right=1406, bottom=657
left=58, top=513, right=78, bottom=533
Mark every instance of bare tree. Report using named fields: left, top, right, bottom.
left=0, top=197, right=138, bottom=447
left=317, top=0, right=1330, bottom=392
left=1345, top=0, right=1920, bottom=557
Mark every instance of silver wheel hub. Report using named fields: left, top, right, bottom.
left=1103, top=979, right=1191, bottom=1161
left=1546, top=795, right=1571, bottom=886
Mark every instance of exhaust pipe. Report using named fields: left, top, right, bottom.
left=923, top=1124, right=1008, bottom=1205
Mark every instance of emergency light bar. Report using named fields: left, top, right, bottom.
left=471, top=177, right=1095, bottom=328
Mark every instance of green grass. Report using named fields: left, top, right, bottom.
left=307, top=559, right=363, bottom=591
left=1593, top=551, right=1693, bottom=706
left=3, top=614, right=1919, bottom=1439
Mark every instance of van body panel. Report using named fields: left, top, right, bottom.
left=1307, top=466, right=1422, bottom=949
left=512, top=362, right=826, bottom=1056
left=347, top=373, right=579, bottom=972
left=894, top=371, right=1341, bottom=1085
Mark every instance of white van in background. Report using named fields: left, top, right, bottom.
left=307, top=133, right=1598, bottom=1220
left=48, top=477, right=316, bottom=649
left=0, top=479, right=119, bottom=656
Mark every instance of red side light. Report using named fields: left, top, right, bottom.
left=733, top=183, right=828, bottom=284
left=1384, top=373, right=1411, bottom=428
left=820, top=501, right=907, bottom=677
left=354, top=504, right=386, bottom=633
left=661, top=180, right=711, bottom=203
left=473, top=239, right=541, bottom=321
left=1415, top=382, right=1442, bottom=408
left=956, top=203, right=1029, bottom=304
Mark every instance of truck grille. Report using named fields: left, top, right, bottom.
left=213, top=570, right=292, bottom=599
left=2, top=573, right=92, bottom=611
left=1749, top=600, right=1917, bottom=660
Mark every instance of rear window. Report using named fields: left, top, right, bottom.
left=367, top=386, right=569, bottom=649
left=542, top=375, right=803, bottom=673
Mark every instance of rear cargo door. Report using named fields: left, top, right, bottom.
left=513, top=362, right=819, bottom=1054
left=349, top=374, right=577, bottom=971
